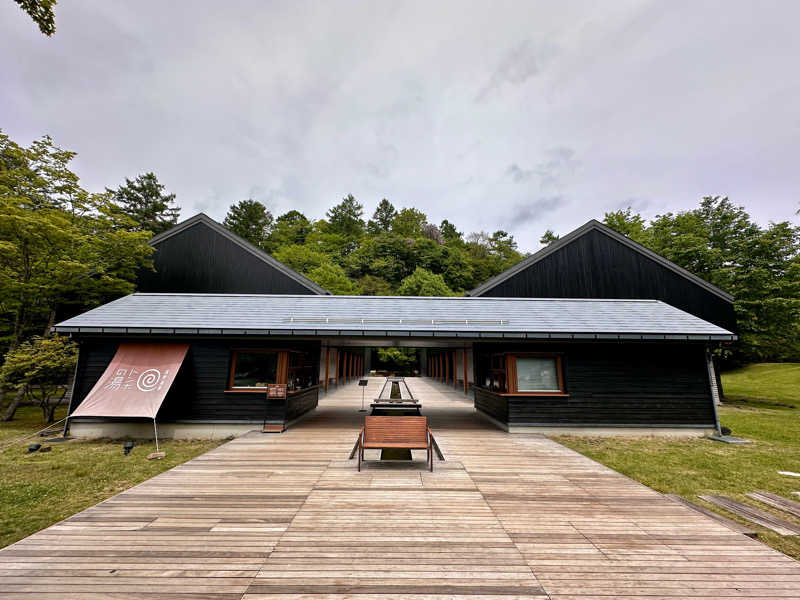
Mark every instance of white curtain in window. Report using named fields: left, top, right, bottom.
left=516, top=357, right=558, bottom=391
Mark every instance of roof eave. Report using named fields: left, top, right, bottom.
left=52, top=325, right=736, bottom=342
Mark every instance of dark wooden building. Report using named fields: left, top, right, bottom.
left=55, top=215, right=736, bottom=438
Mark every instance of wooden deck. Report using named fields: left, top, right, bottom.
left=1, top=376, right=799, bottom=599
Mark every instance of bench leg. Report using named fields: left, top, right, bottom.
left=357, top=441, right=361, bottom=472
left=348, top=436, right=360, bottom=460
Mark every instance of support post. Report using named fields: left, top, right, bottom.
left=463, top=348, right=468, bottom=394
left=324, top=346, right=330, bottom=393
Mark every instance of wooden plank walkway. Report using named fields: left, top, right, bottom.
left=2, top=376, right=799, bottom=599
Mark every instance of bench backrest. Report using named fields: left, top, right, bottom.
left=364, top=416, right=428, bottom=444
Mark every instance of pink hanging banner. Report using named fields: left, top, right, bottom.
left=70, top=343, right=189, bottom=419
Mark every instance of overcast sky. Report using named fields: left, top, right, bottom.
left=2, top=1, right=798, bottom=251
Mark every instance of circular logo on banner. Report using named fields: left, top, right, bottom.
left=137, top=369, right=162, bottom=392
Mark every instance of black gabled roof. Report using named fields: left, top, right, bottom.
left=150, top=213, right=330, bottom=295
left=467, top=219, right=734, bottom=303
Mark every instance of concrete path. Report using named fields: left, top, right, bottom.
left=1, top=377, right=798, bottom=598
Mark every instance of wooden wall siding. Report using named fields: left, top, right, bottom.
left=478, top=229, right=737, bottom=332
left=474, top=387, right=509, bottom=423
left=70, top=338, right=321, bottom=424
left=137, top=221, right=318, bottom=295
left=473, top=341, right=716, bottom=426
left=67, top=341, right=119, bottom=415
left=286, top=387, right=319, bottom=422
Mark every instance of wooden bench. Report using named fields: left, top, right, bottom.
left=353, top=416, right=434, bottom=472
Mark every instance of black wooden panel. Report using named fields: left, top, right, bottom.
left=286, top=387, right=319, bottom=422
left=480, top=229, right=737, bottom=332
left=474, top=388, right=508, bottom=423
left=473, top=341, right=716, bottom=426
left=69, top=341, right=118, bottom=413
left=138, top=221, right=317, bottom=294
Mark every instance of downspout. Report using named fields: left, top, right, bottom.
left=705, top=348, right=723, bottom=436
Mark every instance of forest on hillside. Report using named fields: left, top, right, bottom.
left=2, top=131, right=799, bottom=374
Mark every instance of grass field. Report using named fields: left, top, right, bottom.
left=557, top=362, right=800, bottom=561
left=0, top=406, right=222, bottom=549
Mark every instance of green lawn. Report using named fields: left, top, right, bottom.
left=0, top=406, right=222, bottom=549
left=557, top=362, right=800, bottom=561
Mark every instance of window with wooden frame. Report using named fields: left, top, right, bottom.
left=506, top=353, right=566, bottom=396
left=227, top=350, right=288, bottom=391
left=287, top=350, right=317, bottom=391
left=485, top=353, right=507, bottom=392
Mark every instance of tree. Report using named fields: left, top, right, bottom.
left=376, top=347, right=417, bottom=373
left=539, top=229, right=559, bottom=245
left=0, top=132, right=153, bottom=350
left=440, top=219, right=462, bottom=243
left=344, top=234, right=417, bottom=285
left=603, top=197, right=800, bottom=363
left=108, top=173, right=180, bottom=235
left=326, top=194, right=364, bottom=238
left=0, top=335, right=77, bottom=422
left=268, top=210, right=313, bottom=249
left=272, top=244, right=328, bottom=274
left=367, top=199, right=397, bottom=234
left=13, top=0, right=56, bottom=36
left=397, top=267, right=454, bottom=296
left=422, top=223, right=444, bottom=244
left=392, top=207, right=427, bottom=238
left=603, top=208, right=650, bottom=245
left=307, top=262, right=356, bottom=295
left=223, top=199, right=273, bottom=248
left=357, top=275, right=394, bottom=296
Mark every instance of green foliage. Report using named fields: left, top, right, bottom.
left=602, top=197, right=800, bottom=362
left=440, top=219, right=462, bottom=243
left=367, top=199, right=397, bottom=234
left=357, top=275, right=394, bottom=296
left=392, top=207, right=427, bottom=238
left=602, top=208, right=649, bottom=244
left=223, top=199, right=273, bottom=249
left=0, top=335, right=77, bottom=422
left=218, top=194, right=523, bottom=296
left=0, top=131, right=153, bottom=349
left=13, top=0, right=56, bottom=36
left=107, top=173, right=179, bottom=235
left=397, top=267, right=454, bottom=297
left=326, top=194, right=364, bottom=238
left=307, top=263, right=356, bottom=295
left=268, top=210, right=312, bottom=250
left=272, top=244, right=328, bottom=274
left=539, top=229, right=560, bottom=246
left=376, top=347, right=417, bottom=370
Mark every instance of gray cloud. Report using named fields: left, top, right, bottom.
left=504, top=196, right=565, bottom=230
left=507, top=147, right=580, bottom=189
left=476, top=40, right=558, bottom=102
left=1, top=0, right=798, bottom=254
